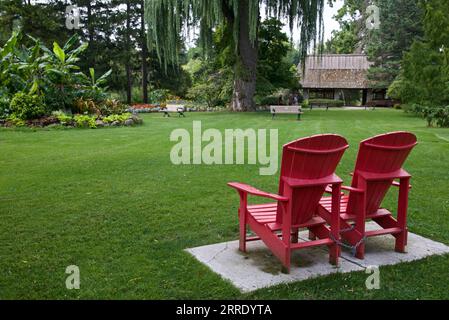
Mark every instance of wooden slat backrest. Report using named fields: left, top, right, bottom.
left=347, top=132, right=418, bottom=215
left=276, top=134, right=349, bottom=225
left=270, top=106, right=301, bottom=114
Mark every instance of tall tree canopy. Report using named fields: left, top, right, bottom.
left=388, top=0, right=449, bottom=107
left=324, top=0, right=368, bottom=54
left=366, top=0, right=423, bottom=89
left=145, top=0, right=327, bottom=111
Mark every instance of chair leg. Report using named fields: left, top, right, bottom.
left=355, top=242, right=365, bottom=260
left=353, top=221, right=366, bottom=259
left=395, top=229, right=408, bottom=253
left=329, top=243, right=340, bottom=266
left=281, top=250, right=291, bottom=274
left=395, top=177, right=410, bottom=253
left=239, top=209, right=247, bottom=253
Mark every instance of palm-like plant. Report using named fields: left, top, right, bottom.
left=1, top=32, right=113, bottom=113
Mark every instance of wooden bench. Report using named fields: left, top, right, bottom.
left=160, top=104, right=186, bottom=117
left=270, top=106, right=303, bottom=120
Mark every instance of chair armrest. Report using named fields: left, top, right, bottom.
left=357, top=169, right=411, bottom=181
left=227, top=182, right=289, bottom=202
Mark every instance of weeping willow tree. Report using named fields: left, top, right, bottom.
left=145, top=0, right=325, bottom=111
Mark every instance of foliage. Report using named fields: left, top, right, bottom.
left=146, top=0, right=325, bottom=68
left=102, top=113, right=132, bottom=124
left=324, top=0, right=367, bottom=54
left=0, top=32, right=119, bottom=119
left=256, top=95, right=282, bottom=107
left=5, top=114, right=26, bottom=127
left=186, top=69, right=232, bottom=108
left=9, top=92, right=47, bottom=120
left=0, top=0, right=70, bottom=48
left=405, top=104, right=449, bottom=127
left=309, top=99, right=345, bottom=108
left=98, top=99, right=128, bottom=116
left=185, top=18, right=300, bottom=108
left=302, top=99, right=310, bottom=109
left=146, top=0, right=326, bottom=110
left=389, top=0, right=449, bottom=107
left=256, top=19, right=300, bottom=95
left=73, top=114, right=97, bottom=129
left=53, top=111, right=74, bottom=126
left=148, top=89, right=171, bottom=104
left=367, top=0, right=423, bottom=89
left=0, top=95, right=10, bottom=119
left=82, top=68, right=112, bottom=102
left=73, top=98, right=128, bottom=116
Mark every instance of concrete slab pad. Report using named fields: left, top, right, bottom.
left=186, top=222, right=449, bottom=293
left=340, top=223, right=449, bottom=268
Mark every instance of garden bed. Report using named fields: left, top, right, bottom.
left=0, top=112, right=143, bottom=129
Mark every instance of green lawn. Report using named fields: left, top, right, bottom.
left=0, top=109, right=448, bottom=299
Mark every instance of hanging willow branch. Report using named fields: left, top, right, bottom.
left=145, top=0, right=326, bottom=70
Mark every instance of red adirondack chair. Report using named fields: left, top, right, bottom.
left=317, top=132, right=418, bottom=259
left=228, top=134, right=349, bottom=273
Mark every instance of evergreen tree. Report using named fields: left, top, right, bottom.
left=367, top=0, right=423, bottom=89
left=0, top=0, right=70, bottom=47
left=389, top=0, right=449, bottom=106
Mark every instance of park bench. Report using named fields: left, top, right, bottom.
left=160, top=104, right=186, bottom=117
left=270, top=106, right=303, bottom=120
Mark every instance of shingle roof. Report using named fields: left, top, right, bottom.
left=300, top=54, right=375, bottom=89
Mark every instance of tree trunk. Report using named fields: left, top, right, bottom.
left=125, top=0, right=132, bottom=105
left=140, top=0, right=148, bottom=104
left=87, top=1, right=95, bottom=66
left=231, top=1, right=258, bottom=112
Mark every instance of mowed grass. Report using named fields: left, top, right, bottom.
left=0, top=109, right=448, bottom=300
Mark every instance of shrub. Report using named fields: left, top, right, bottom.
left=301, top=99, right=310, bottom=109
left=256, top=95, right=281, bottom=106
left=52, top=111, right=74, bottom=126
left=102, top=113, right=131, bottom=124
left=9, top=92, right=47, bottom=120
left=98, top=99, right=128, bottom=116
left=405, top=103, right=426, bottom=116
left=434, top=107, right=449, bottom=128
left=6, top=115, right=26, bottom=127
left=1, top=33, right=113, bottom=117
left=72, top=98, right=128, bottom=116
left=0, top=96, right=10, bottom=119
left=73, top=98, right=97, bottom=115
left=309, top=99, right=344, bottom=108
left=413, top=106, right=449, bottom=128
left=422, top=107, right=436, bottom=127
left=148, top=89, right=171, bottom=104
left=74, top=114, right=97, bottom=129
